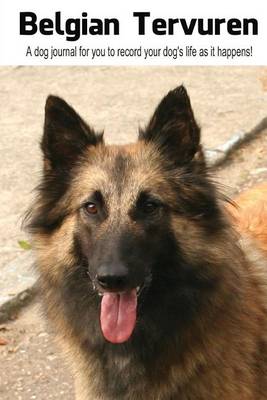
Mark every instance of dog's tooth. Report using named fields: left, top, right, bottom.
left=137, top=286, right=140, bottom=293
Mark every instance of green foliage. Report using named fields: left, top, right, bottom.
left=18, top=240, right=32, bottom=251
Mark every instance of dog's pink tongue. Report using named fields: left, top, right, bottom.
left=100, top=289, right=137, bottom=344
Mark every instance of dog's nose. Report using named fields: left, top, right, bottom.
left=96, top=263, right=129, bottom=291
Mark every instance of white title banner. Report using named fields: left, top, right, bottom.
left=0, top=0, right=266, bottom=65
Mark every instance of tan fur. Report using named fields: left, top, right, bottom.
left=30, top=90, right=267, bottom=399
left=228, top=183, right=267, bottom=253
left=32, top=143, right=267, bottom=399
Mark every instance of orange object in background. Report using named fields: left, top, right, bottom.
left=228, top=183, right=267, bottom=253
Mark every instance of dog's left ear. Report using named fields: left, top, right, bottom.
left=139, top=85, right=201, bottom=165
left=42, top=95, right=103, bottom=171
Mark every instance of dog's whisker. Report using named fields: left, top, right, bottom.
left=26, top=85, right=267, bottom=399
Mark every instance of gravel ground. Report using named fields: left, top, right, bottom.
left=0, top=304, right=74, bottom=400
left=0, top=66, right=266, bottom=399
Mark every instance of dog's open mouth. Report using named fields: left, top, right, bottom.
left=100, top=288, right=138, bottom=344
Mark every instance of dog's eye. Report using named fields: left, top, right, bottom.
left=84, top=202, right=98, bottom=215
left=142, top=201, right=160, bottom=214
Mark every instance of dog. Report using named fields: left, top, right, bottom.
left=228, top=183, right=267, bottom=254
left=26, top=86, right=267, bottom=399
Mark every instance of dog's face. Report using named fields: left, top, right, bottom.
left=28, top=86, right=226, bottom=346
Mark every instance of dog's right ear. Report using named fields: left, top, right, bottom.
left=139, top=86, right=201, bottom=166
left=42, top=96, right=103, bottom=171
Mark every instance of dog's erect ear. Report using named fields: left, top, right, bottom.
left=139, top=86, right=201, bottom=165
left=42, top=95, right=103, bottom=171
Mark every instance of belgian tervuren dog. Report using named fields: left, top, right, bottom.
left=26, top=86, right=267, bottom=399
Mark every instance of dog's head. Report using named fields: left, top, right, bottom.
left=27, top=86, right=229, bottom=346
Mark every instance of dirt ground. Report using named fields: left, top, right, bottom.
left=0, top=66, right=267, bottom=399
